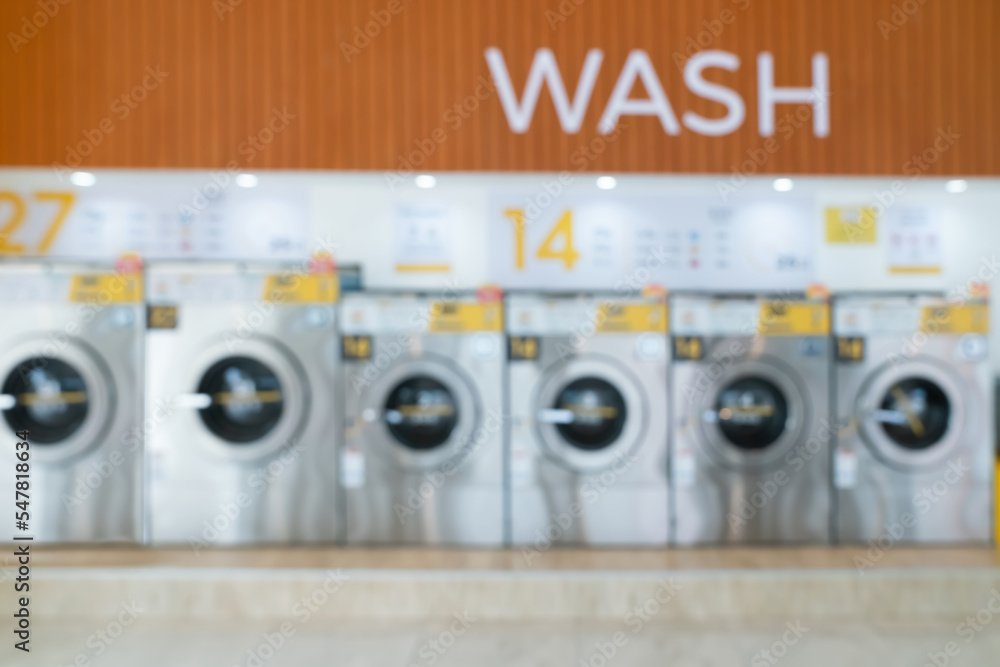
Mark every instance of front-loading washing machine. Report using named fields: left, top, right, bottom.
left=833, top=293, right=993, bottom=543
left=507, top=293, right=670, bottom=546
left=670, top=293, right=832, bottom=545
left=146, top=262, right=340, bottom=546
left=0, top=261, right=144, bottom=543
left=339, top=292, right=504, bottom=545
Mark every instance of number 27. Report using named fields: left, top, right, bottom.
left=0, top=191, right=75, bottom=255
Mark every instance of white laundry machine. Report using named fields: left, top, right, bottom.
left=833, top=293, right=993, bottom=543
left=507, top=293, right=670, bottom=546
left=0, top=261, right=144, bottom=543
left=339, top=292, right=505, bottom=545
left=670, top=293, right=832, bottom=545
left=146, top=262, right=341, bottom=546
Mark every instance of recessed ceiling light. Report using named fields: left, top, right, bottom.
left=596, top=176, right=617, bottom=190
left=773, top=178, right=794, bottom=192
left=415, top=174, right=437, bottom=188
left=70, top=171, right=96, bottom=187
left=945, top=179, right=968, bottom=193
left=235, top=173, right=259, bottom=188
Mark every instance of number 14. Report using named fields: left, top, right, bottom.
left=503, top=208, right=580, bottom=271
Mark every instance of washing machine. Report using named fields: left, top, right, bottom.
left=146, top=262, right=340, bottom=545
left=0, top=261, right=144, bottom=543
left=670, top=293, right=832, bottom=545
left=507, top=293, right=669, bottom=546
left=339, top=292, right=504, bottom=545
left=833, top=293, right=993, bottom=543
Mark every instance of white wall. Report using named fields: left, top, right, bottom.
left=3, top=168, right=1000, bottom=364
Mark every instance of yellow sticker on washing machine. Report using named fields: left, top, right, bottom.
left=262, top=273, right=338, bottom=303
left=509, top=336, right=539, bottom=360
left=428, top=302, right=502, bottom=332
left=595, top=303, right=668, bottom=333
left=672, top=336, right=704, bottom=360
left=758, top=302, right=829, bottom=336
left=147, top=305, right=178, bottom=329
left=342, top=335, right=372, bottom=361
left=919, top=304, right=988, bottom=334
left=68, top=273, right=143, bottom=303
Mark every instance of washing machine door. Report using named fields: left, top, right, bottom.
left=0, top=338, right=114, bottom=463
left=534, top=355, right=647, bottom=474
left=856, top=358, right=964, bottom=469
left=363, top=356, right=480, bottom=471
left=180, top=338, right=309, bottom=461
left=698, top=357, right=807, bottom=469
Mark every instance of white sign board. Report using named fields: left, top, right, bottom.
left=488, top=194, right=817, bottom=291
left=0, top=187, right=310, bottom=260
left=886, top=207, right=942, bottom=274
left=393, top=203, right=453, bottom=273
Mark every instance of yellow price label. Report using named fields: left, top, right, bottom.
left=758, top=303, right=830, bottom=336
left=595, top=303, right=668, bottom=333
left=920, top=304, right=988, bottom=334
left=262, top=274, right=338, bottom=303
left=68, top=273, right=143, bottom=304
left=428, top=302, right=502, bottom=332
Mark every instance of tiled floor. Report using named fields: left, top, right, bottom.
left=6, top=617, right=1000, bottom=666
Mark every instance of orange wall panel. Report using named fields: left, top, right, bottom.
left=0, top=0, right=996, bottom=174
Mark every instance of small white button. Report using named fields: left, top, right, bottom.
left=636, top=333, right=666, bottom=360
left=471, top=333, right=499, bottom=360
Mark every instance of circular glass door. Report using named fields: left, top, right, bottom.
left=197, top=356, right=284, bottom=443
left=552, top=377, right=627, bottom=451
left=2, top=357, right=89, bottom=444
left=875, top=377, right=950, bottom=451
left=383, top=375, right=458, bottom=450
left=534, top=356, right=647, bottom=474
left=715, top=377, right=789, bottom=450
